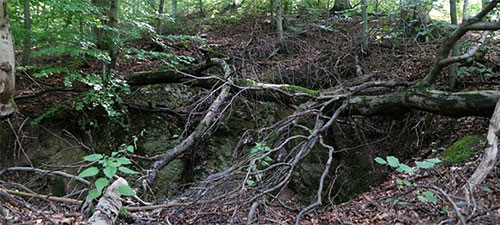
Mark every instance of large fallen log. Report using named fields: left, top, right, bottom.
left=127, top=67, right=500, bottom=118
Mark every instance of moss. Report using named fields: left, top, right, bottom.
left=442, top=135, right=485, bottom=165
left=283, top=84, right=320, bottom=96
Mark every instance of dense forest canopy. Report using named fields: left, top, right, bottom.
left=0, top=0, right=499, bottom=224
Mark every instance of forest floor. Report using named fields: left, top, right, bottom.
left=2, top=12, right=500, bottom=224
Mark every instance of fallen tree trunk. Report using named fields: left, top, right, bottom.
left=348, top=88, right=500, bottom=117
left=127, top=68, right=500, bottom=118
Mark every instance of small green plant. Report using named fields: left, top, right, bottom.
left=78, top=144, right=138, bottom=201
left=246, top=142, right=273, bottom=186
left=375, top=156, right=441, bottom=204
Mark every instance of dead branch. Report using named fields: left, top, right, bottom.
left=467, top=98, right=500, bottom=186
left=421, top=0, right=500, bottom=85
left=145, top=58, right=233, bottom=186
left=0, top=166, right=90, bottom=185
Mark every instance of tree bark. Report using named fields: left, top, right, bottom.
left=275, top=0, right=284, bottom=47
left=91, top=0, right=107, bottom=49
left=172, top=0, right=177, bottom=19
left=462, top=0, right=469, bottom=23
left=126, top=68, right=500, bottom=118
left=467, top=99, right=500, bottom=187
left=107, top=0, right=119, bottom=72
left=156, top=0, right=165, bottom=34
left=87, top=178, right=127, bottom=225
left=449, top=0, right=458, bottom=88
left=0, top=0, right=16, bottom=118
left=361, top=0, right=367, bottom=49
left=21, top=0, right=31, bottom=66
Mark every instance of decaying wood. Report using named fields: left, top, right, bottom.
left=87, top=178, right=127, bottom=225
left=467, top=98, right=500, bottom=187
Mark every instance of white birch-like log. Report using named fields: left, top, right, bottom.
left=467, top=99, right=500, bottom=187
left=0, top=0, right=16, bottom=118
left=87, top=178, right=128, bottom=225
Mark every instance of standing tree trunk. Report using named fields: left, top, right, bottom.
left=92, top=0, right=106, bottom=50
left=172, top=0, right=177, bottom=19
left=449, top=0, right=458, bottom=88
left=199, top=0, right=203, bottom=15
left=361, top=0, right=368, bottom=49
left=22, top=0, right=31, bottom=66
left=332, top=0, right=351, bottom=11
left=275, top=0, right=284, bottom=48
left=270, top=0, right=274, bottom=18
left=107, top=0, right=119, bottom=72
left=462, top=0, right=469, bottom=23
left=0, top=0, right=16, bottom=118
left=157, top=0, right=165, bottom=34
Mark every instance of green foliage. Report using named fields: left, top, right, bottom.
left=78, top=143, right=138, bottom=202
left=442, top=135, right=485, bottom=165
left=375, top=155, right=441, bottom=204
left=246, top=142, right=273, bottom=187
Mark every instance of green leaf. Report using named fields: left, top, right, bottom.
left=103, top=166, right=117, bottom=178
left=482, top=186, right=491, bottom=192
left=111, top=151, right=118, bottom=157
left=423, top=191, right=438, bottom=203
left=256, top=173, right=263, bottom=181
left=386, top=156, right=400, bottom=168
left=384, top=198, right=395, bottom=202
left=126, top=145, right=134, bottom=153
left=83, top=154, right=104, bottom=162
left=117, top=184, right=135, bottom=196
left=95, top=178, right=109, bottom=193
left=415, top=161, right=434, bottom=169
left=396, top=179, right=403, bottom=185
left=426, top=158, right=442, bottom=164
left=398, top=163, right=413, bottom=174
left=86, top=188, right=101, bottom=202
left=261, top=161, right=270, bottom=167
left=374, top=157, right=387, bottom=165
left=396, top=201, right=409, bottom=205
left=250, top=147, right=258, bottom=155
left=78, top=167, right=99, bottom=178
left=246, top=179, right=255, bottom=186
left=417, top=195, right=427, bottom=202
left=118, top=166, right=138, bottom=174
left=264, top=156, right=273, bottom=162
left=116, top=157, right=132, bottom=165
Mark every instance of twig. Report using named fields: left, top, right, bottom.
left=295, top=135, right=336, bottom=225
left=0, top=167, right=90, bottom=185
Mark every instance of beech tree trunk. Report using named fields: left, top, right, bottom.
left=172, top=0, right=177, bottom=18
left=107, top=0, right=119, bottom=72
left=462, top=0, right=469, bottom=23
left=275, top=0, right=284, bottom=47
left=0, top=0, right=16, bottom=118
left=361, top=0, right=367, bottom=48
left=156, top=0, right=165, bottom=34
left=22, top=0, right=31, bottom=66
left=449, top=0, right=458, bottom=88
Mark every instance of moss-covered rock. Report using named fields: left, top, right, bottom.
left=442, top=135, right=485, bottom=165
left=132, top=84, right=196, bottom=109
